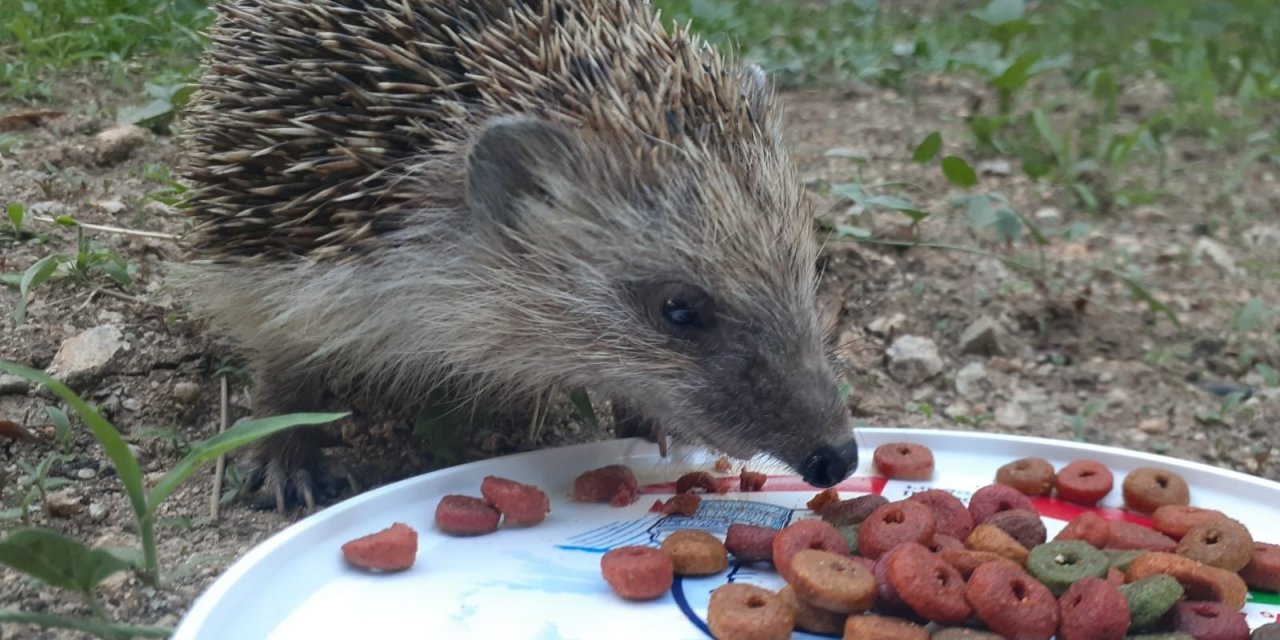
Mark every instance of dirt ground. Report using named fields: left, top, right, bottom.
left=1, top=66, right=1277, bottom=637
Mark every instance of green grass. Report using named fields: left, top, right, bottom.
left=0, top=0, right=212, bottom=100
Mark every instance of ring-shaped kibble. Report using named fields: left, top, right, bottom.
left=1126, top=551, right=1249, bottom=609
left=1055, top=460, right=1114, bottom=506
left=1107, top=520, right=1178, bottom=552
left=1176, top=518, right=1255, bottom=572
left=659, top=530, right=727, bottom=576
left=1127, top=634, right=1196, bottom=640
left=706, top=583, right=795, bottom=640
left=1026, top=540, right=1109, bottom=595
left=1250, top=622, right=1280, bottom=640
left=931, top=628, right=1007, bottom=640
left=857, top=500, right=936, bottom=559
left=906, top=489, right=974, bottom=540
left=982, top=508, right=1047, bottom=550
left=965, top=523, right=1030, bottom=565
left=776, top=584, right=845, bottom=636
left=1053, top=511, right=1111, bottom=549
left=967, top=484, right=1035, bottom=524
left=724, top=523, right=777, bottom=563
left=926, top=534, right=964, bottom=554
left=842, top=614, right=930, bottom=640
left=940, top=549, right=1017, bottom=579
left=1057, top=577, right=1130, bottom=640
left=599, top=546, right=674, bottom=601
left=872, top=442, right=935, bottom=480
left=1170, top=601, right=1251, bottom=640
left=1105, top=549, right=1144, bottom=572
left=788, top=549, right=876, bottom=614
left=1152, top=505, right=1228, bottom=540
left=965, top=561, right=1060, bottom=640
left=884, top=542, right=973, bottom=625
left=995, top=457, right=1056, bottom=496
left=821, top=494, right=889, bottom=527
left=1122, top=467, right=1190, bottom=515
left=771, top=519, right=849, bottom=583
left=1119, top=574, right=1185, bottom=630
left=1242, top=542, right=1280, bottom=592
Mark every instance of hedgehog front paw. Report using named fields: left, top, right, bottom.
left=238, top=427, right=358, bottom=513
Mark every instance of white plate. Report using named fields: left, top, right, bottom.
left=173, top=428, right=1280, bottom=639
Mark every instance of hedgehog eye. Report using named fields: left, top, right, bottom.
left=662, top=299, right=700, bottom=327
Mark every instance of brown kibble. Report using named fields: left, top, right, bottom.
left=1151, top=505, right=1229, bottom=540
left=994, top=457, right=1056, bottom=496
left=1053, top=511, right=1111, bottom=549
left=808, top=487, right=841, bottom=513
left=778, top=584, right=846, bottom=635
left=660, top=530, right=728, bottom=576
left=1106, top=520, right=1178, bottom=552
left=707, top=583, right=794, bottom=640
left=939, top=550, right=1018, bottom=579
left=1126, top=551, right=1249, bottom=608
left=789, top=549, right=876, bottom=614
left=1176, top=518, right=1254, bottom=572
left=1241, top=542, right=1280, bottom=592
left=965, top=523, right=1029, bottom=565
left=842, top=613, right=929, bottom=640
left=1122, top=467, right=1190, bottom=515
left=982, top=509, right=1047, bottom=550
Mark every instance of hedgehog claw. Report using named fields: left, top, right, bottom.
left=239, top=428, right=349, bottom=513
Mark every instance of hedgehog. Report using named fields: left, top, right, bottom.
left=176, top=0, right=860, bottom=512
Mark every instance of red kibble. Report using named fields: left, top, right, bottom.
left=906, top=489, right=975, bottom=540
left=340, top=522, right=418, bottom=572
left=600, top=546, right=674, bottom=601
left=1055, top=460, right=1115, bottom=506
left=857, top=500, right=937, bottom=560
left=724, top=523, right=777, bottom=563
left=480, top=475, right=550, bottom=526
left=772, top=519, right=849, bottom=583
left=434, top=495, right=501, bottom=536
left=873, top=442, right=935, bottom=480
left=967, top=484, right=1035, bottom=525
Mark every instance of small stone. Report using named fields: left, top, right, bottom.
left=94, top=124, right=148, bottom=165
left=885, top=335, right=944, bottom=386
left=76, top=467, right=97, bottom=480
left=0, top=374, right=29, bottom=395
left=958, top=316, right=1009, bottom=357
left=1193, top=237, right=1242, bottom=276
left=172, top=381, right=201, bottom=403
left=866, top=313, right=907, bottom=337
left=46, top=325, right=129, bottom=390
left=93, top=199, right=127, bottom=214
left=995, top=402, right=1028, bottom=428
left=89, top=502, right=108, bottom=522
left=45, top=489, right=87, bottom=517
left=1138, top=417, right=1168, bottom=434
left=1034, top=207, right=1062, bottom=223
left=1242, top=225, right=1280, bottom=251
left=954, top=362, right=991, bottom=401
left=1106, top=388, right=1130, bottom=404
left=944, top=402, right=972, bottom=419
left=974, top=258, right=1010, bottom=289
left=977, top=159, right=1012, bottom=176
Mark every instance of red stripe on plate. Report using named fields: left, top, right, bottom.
left=1029, top=497, right=1153, bottom=526
left=639, top=475, right=888, bottom=495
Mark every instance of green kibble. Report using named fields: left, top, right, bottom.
left=1025, top=540, right=1109, bottom=595
left=1128, top=634, right=1195, bottom=640
left=1104, top=549, right=1143, bottom=571
left=836, top=524, right=858, bottom=555
left=1253, top=622, right=1280, bottom=640
left=931, top=628, right=1006, bottom=639
left=1119, top=574, right=1185, bottom=630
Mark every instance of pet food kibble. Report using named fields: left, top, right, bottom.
left=676, top=471, right=720, bottom=494
left=573, top=464, right=639, bottom=507
left=740, top=469, right=767, bottom=492
left=906, top=489, right=975, bottom=540
left=1054, top=511, right=1111, bottom=549
left=707, top=583, right=794, bottom=640
left=965, top=523, right=1030, bottom=565
left=884, top=542, right=972, bottom=625
left=1123, top=467, right=1190, bottom=515
left=661, top=530, right=728, bottom=576
left=1057, top=577, right=1130, bottom=640
left=1106, top=566, right=1126, bottom=587
left=1054, top=460, right=1114, bottom=506
left=995, top=457, right=1056, bottom=496
left=967, top=484, right=1035, bottom=524
left=1252, top=623, right=1280, bottom=640
left=1241, top=542, right=1280, bottom=592
left=340, top=522, right=417, bottom=572
left=434, top=495, right=500, bottom=536
left=982, top=509, right=1047, bottom=550
left=1119, top=574, right=1185, bottom=630
left=931, top=628, right=1005, bottom=639
left=965, top=561, right=1059, bottom=640
left=873, top=442, right=935, bottom=480
left=772, top=519, right=850, bottom=583
left=778, top=584, right=846, bottom=636
left=1129, top=635, right=1196, bottom=640
left=1170, top=601, right=1250, bottom=640
left=871, top=544, right=912, bottom=615
left=837, top=524, right=859, bottom=554
left=1105, top=549, right=1144, bottom=572
left=1152, top=505, right=1229, bottom=540
left=857, top=500, right=937, bottom=559
left=789, top=549, right=876, bottom=614
left=725, top=523, right=777, bottom=563
left=1025, top=540, right=1109, bottom=595
left=1107, top=520, right=1178, bottom=552
left=599, top=546, right=674, bottom=600
left=655, top=493, right=701, bottom=516
left=480, top=475, right=550, bottom=526
left=939, top=550, right=1017, bottom=579
left=823, top=494, right=890, bottom=528
left=1126, top=552, right=1248, bottom=608
left=926, top=534, right=964, bottom=554
left=843, top=614, right=930, bottom=640
left=808, top=487, right=842, bottom=513
left=1176, top=518, right=1254, bottom=572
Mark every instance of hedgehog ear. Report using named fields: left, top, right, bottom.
left=466, top=115, right=582, bottom=229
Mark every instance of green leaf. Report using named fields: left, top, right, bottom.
left=567, top=389, right=599, bottom=430
left=1119, top=274, right=1180, bottom=328
left=0, top=608, right=171, bottom=639
left=941, top=156, right=979, bottom=187
left=993, top=206, right=1024, bottom=243
left=0, top=528, right=134, bottom=594
left=1233, top=297, right=1266, bottom=332
left=15, top=254, right=64, bottom=325
left=911, top=132, right=942, bottom=163
left=824, top=147, right=869, bottom=162
left=0, top=361, right=148, bottom=521
left=145, top=411, right=348, bottom=517
left=834, top=225, right=872, bottom=239
left=971, top=0, right=1025, bottom=25
left=45, top=405, right=72, bottom=446
left=991, top=51, right=1042, bottom=92
left=5, top=202, right=23, bottom=230
left=964, top=194, right=997, bottom=229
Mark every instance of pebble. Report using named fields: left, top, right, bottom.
left=1034, top=207, right=1063, bottom=223
left=958, top=315, right=1009, bottom=357
left=45, top=489, right=87, bottom=517
left=94, top=124, right=148, bottom=165
left=954, top=362, right=991, bottom=401
left=1138, top=417, right=1169, bottom=434
left=76, top=467, right=97, bottom=480
left=995, top=402, right=1029, bottom=428
left=89, top=502, right=108, bottom=522
left=46, top=325, right=130, bottom=390
left=885, top=335, right=944, bottom=386
left=172, top=381, right=201, bottom=403
left=1242, top=225, right=1280, bottom=251
left=974, top=257, right=1010, bottom=289
left=0, top=374, right=29, bottom=395
left=866, top=313, right=907, bottom=337
left=1193, top=237, right=1242, bottom=276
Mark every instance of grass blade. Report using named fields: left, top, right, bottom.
left=15, top=254, right=62, bottom=325
left=0, top=528, right=134, bottom=594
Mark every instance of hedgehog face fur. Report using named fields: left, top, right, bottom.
left=178, top=0, right=859, bottom=503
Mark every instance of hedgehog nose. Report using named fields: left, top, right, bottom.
left=800, top=440, right=859, bottom=488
